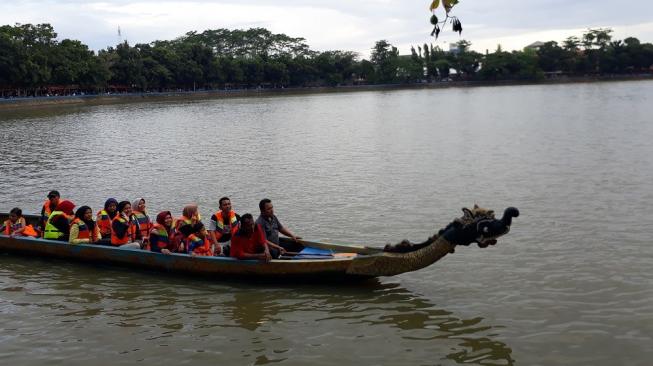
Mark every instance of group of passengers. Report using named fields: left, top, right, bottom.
left=1, top=191, right=303, bottom=262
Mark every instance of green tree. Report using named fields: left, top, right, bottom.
left=449, top=40, right=480, bottom=79
left=370, top=40, right=400, bottom=83
left=537, top=41, right=566, bottom=72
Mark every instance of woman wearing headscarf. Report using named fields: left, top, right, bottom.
left=69, top=206, right=102, bottom=244
left=96, top=198, right=118, bottom=245
left=131, top=198, right=152, bottom=248
left=150, top=211, right=174, bottom=254
left=110, top=201, right=141, bottom=249
left=172, top=204, right=201, bottom=253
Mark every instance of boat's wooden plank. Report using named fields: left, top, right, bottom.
left=0, top=234, right=369, bottom=280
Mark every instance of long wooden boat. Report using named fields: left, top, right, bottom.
left=0, top=206, right=519, bottom=281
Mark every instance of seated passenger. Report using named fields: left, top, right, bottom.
left=43, top=200, right=76, bottom=241
left=150, top=211, right=174, bottom=255
left=131, top=198, right=152, bottom=248
left=96, top=198, right=118, bottom=244
left=172, top=204, right=201, bottom=253
left=69, top=206, right=102, bottom=244
left=230, top=213, right=275, bottom=262
left=40, top=190, right=61, bottom=237
left=110, top=201, right=140, bottom=249
left=2, top=207, right=38, bottom=237
left=182, top=223, right=213, bottom=257
left=209, top=197, right=238, bottom=255
left=256, top=198, right=303, bottom=253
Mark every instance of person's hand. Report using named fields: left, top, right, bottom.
left=190, top=251, right=197, bottom=257
left=292, top=235, right=302, bottom=242
left=161, top=249, right=171, bottom=255
left=261, top=251, right=272, bottom=263
left=278, top=247, right=287, bottom=255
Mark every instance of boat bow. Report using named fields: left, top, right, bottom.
left=346, top=206, right=520, bottom=276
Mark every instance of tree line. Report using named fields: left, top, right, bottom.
left=1, top=24, right=652, bottom=97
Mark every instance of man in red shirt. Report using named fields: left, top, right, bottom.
left=230, top=214, right=273, bottom=262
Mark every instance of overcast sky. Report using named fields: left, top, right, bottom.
left=2, top=0, right=652, bottom=57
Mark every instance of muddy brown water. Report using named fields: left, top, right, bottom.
left=1, top=81, right=652, bottom=365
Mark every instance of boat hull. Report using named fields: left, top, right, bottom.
left=0, top=235, right=378, bottom=281
left=1, top=211, right=474, bottom=280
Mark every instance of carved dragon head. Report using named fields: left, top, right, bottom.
left=383, top=204, right=519, bottom=253
left=444, top=204, right=520, bottom=247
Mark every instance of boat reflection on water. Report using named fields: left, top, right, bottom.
left=1, top=256, right=514, bottom=365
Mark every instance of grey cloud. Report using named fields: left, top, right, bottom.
left=1, top=0, right=652, bottom=54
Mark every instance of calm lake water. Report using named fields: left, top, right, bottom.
left=1, top=81, right=652, bottom=365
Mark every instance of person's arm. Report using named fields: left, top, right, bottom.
left=69, top=223, right=90, bottom=244
left=149, top=231, right=170, bottom=254
left=12, top=218, right=27, bottom=236
left=207, top=217, right=221, bottom=245
left=274, top=216, right=301, bottom=241
left=132, top=216, right=143, bottom=241
left=94, top=226, right=102, bottom=242
left=266, top=240, right=286, bottom=255
left=278, top=219, right=301, bottom=241
left=52, top=216, right=70, bottom=236
left=40, top=205, right=47, bottom=229
left=257, top=225, right=273, bottom=261
left=149, top=231, right=160, bottom=252
left=112, top=218, right=129, bottom=239
left=232, top=236, right=270, bottom=262
left=142, top=219, right=152, bottom=242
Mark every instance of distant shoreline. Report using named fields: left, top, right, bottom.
left=1, top=74, right=651, bottom=111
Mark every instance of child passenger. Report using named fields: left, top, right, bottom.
left=2, top=208, right=38, bottom=237
left=182, top=223, right=214, bottom=257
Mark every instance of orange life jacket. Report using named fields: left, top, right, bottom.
left=2, top=219, right=13, bottom=235
left=5, top=219, right=37, bottom=237
left=132, top=211, right=152, bottom=242
left=174, top=216, right=193, bottom=231
left=96, top=209, right=113, bottom=236
left=71, top=218, right=98, bottom=242
left=187, top=234, right=213, bottom=256
left=212, top=210, right=238, bottom=242
left=40, top=200, right=57, bottom=237
left=150, top=223, right=172, bottom=252
left=22, top=225, right=38, bottom=237
left=110, top=215, right=136, bottom=246
left=170, top=216, right=193, bottom=252
left=42, top=200, right=55, bottom=217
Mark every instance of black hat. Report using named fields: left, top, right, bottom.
left=47, top=190, right=60, bottom=198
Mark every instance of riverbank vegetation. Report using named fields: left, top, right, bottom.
left=1, top=24, right=652, bottom=97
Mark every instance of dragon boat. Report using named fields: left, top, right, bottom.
left=0, top=205, right=519, bottom=281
